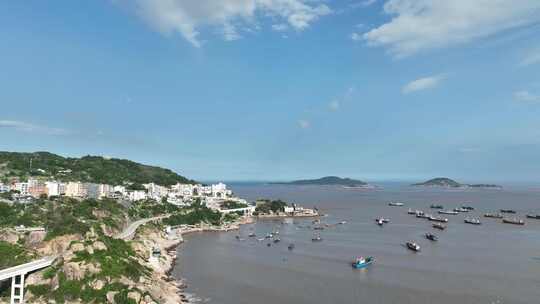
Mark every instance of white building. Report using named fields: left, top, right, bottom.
left=45, top=182, right=65, bottom=196
left=0, top=183, right=10, bottom=193
left=129, top=190, right=147, bottom=201
left=98, top=184, right=114, bottom=198
left=14, top=182, right=29, bottom=196
left=65, top=182, right=87, bottom=198
left=144, top=183, right=168, bottom=200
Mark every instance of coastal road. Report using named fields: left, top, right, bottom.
left=115, top=215, right=168, bottom=240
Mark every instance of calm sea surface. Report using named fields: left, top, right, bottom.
left=172, top=183, right=540, bottom=304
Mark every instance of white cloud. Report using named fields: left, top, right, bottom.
left=298, top=119, right=310, bottom=129
left=402, top=75, right=443, bottom=94
left=519, top=47, right=540, bottom=67
left=329, top=100, right=340, bottom=111
left=272, top=23, right=289, bottom=31
left=124, top=0, right=331, bottom=47
left=0, top=120, right=69, bottom=135
left=514, top=90, right=540, bottom=103
left=350, top=32, right=362, bottom=41
left=364, top=0, right=540, bottom=57
left=361, top=0, right=377, bottom=7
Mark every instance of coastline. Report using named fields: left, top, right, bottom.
left=138, top=216, right=255, bottom=303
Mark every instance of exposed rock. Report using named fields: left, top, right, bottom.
left=128, top=291, right=142, bottom=303
left=63, top=262, right=84, bottom=281
left=93, top=241, right=107, bottom=251
left=106, top=291, right=118, bottom=303
left=26, top=231, right=46, bottom=246
left=71, top=242, right=85, bottom=252
left=0, top=229, right=19, bottom=244
left=90, top=279, right=105, bottom=290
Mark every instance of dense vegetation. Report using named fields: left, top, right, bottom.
left=413, top=177, right=502, bottom=188
left=0, top=197, right=127, bottom=240
left=163, top=199, right=222, bottom=226
left=0, top=241, right=35, bottom=270
left=220, top=200, right=248, bottom=210
left=254, top=199, right=288, bottom=215
left=0, top=151, right=196, bottom=186
left=276, top=176, right=367, bottom=186
left=128, top=199, right=182, bottom=219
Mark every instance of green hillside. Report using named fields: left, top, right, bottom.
left=0, top=151, right=195, bottom=186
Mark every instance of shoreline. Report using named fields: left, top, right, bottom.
left=154, top=216, right=255, bottom=303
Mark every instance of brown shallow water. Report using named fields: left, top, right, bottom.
left=172, top=183, right=540, bottom=304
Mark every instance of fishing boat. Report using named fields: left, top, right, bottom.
left=265, top=233, right=273, bottom=239
left=288, top=244, right=295, bottom=250
left=500, top=209, right=516, bottom=214
left=408, top=208, right=416, bottom=215
left=484, top=213, right=503, bottom=218
left=406, top=241, right=421, bottom=252
left=313, top=226, right=325, bottom=231
left=425, top=233, right=438, bottom=241
left=432, top=223, right=447, bottom=230
left=389, top=202, right=404, bottom=207
left=461, top=205, right=475, bottom=211
left=339, top=221, right=347, bottom=225
left=454, top=207, right=469, bottom=213
left=312, top=234, right=323, bottom=242
left=376, top=218, right=384, bottom=226
left=416, top=213, right=430, bottom=219
left=430, top=204, right=444, bottom=209
left=502, top=218, right=525, bottom=225
left=273, top=238, right=281, bottom=243
left=375, top=217, right=390, bottom=223
left=248, top=232, right=256, bottom=237
left=439, top=210, right=458, bottom=215
left=351, top=256, right=375, bottom=269
left=429, top=216, right=448, bottom=223
left=526, top=214, right=540, bottom=220
left=464, top=218, right=481, bottom=225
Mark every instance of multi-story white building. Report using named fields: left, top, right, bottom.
left=65, top=182, right=87, bottom=198
left=98, top=184, right=114, bottom=198
left=86, top=183, right=100, bottom=199
left=144, top=183, right=168, bottom=200
left=45, top=181, right=65, bottom=196
left=0, top=183, right=10, bottom=193
left=129, top=190, right=147, bottom=201
left=14, top=182, right=29, bottom=196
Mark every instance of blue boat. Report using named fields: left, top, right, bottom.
left=351, top=256, right=375, bottom=269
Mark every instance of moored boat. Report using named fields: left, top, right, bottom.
left=502, top=218, right=525, bottom=225
left=461, top=205, right=475, bottom=211
left=430, top=204, right=444, bottom=209
left=439, top=210, right=458, bottom=215
left=425, top=233, right=438, bottom=241
left=248, top=232, right=256, bottom=237
left=500, top=209, right=516, bottom=214
left=526, top=214, right=540, bottom=220
left=432, top=223, right=446, bottom=230
left=464, top=218, right=481, bottom=225
left=408, top=208, right=416, bottom=215
left=416, top=213, right=430, bottom=219
left=273, top=238, right=281, bottom=243
left=406, top=241, right=421, bottom=252
left=389, top=202, right=404, bottom=207
left=312, top=233, right=323, bottom=242
left=352, top=256, right=375, bottom=269
left=454, top=207, right=469, bottom=213
left=429, top=216, right=448, bottom=223
left=484, top=213, right=503, bottom=218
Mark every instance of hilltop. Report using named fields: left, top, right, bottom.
left=0, top=151, right=195, bottom=186
left=275, top=176, right=368, bottom=187
left=413, top=177, right=501, bottom=188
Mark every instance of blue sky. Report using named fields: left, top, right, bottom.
left=1, top=0, right=540, bottom=183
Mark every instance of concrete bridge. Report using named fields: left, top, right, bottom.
left=0, top=256, right=56, bottom=304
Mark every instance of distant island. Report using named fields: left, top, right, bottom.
left=413, top=177, right=502, bottom=189
left=274, top=176, right=369, bottom=187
